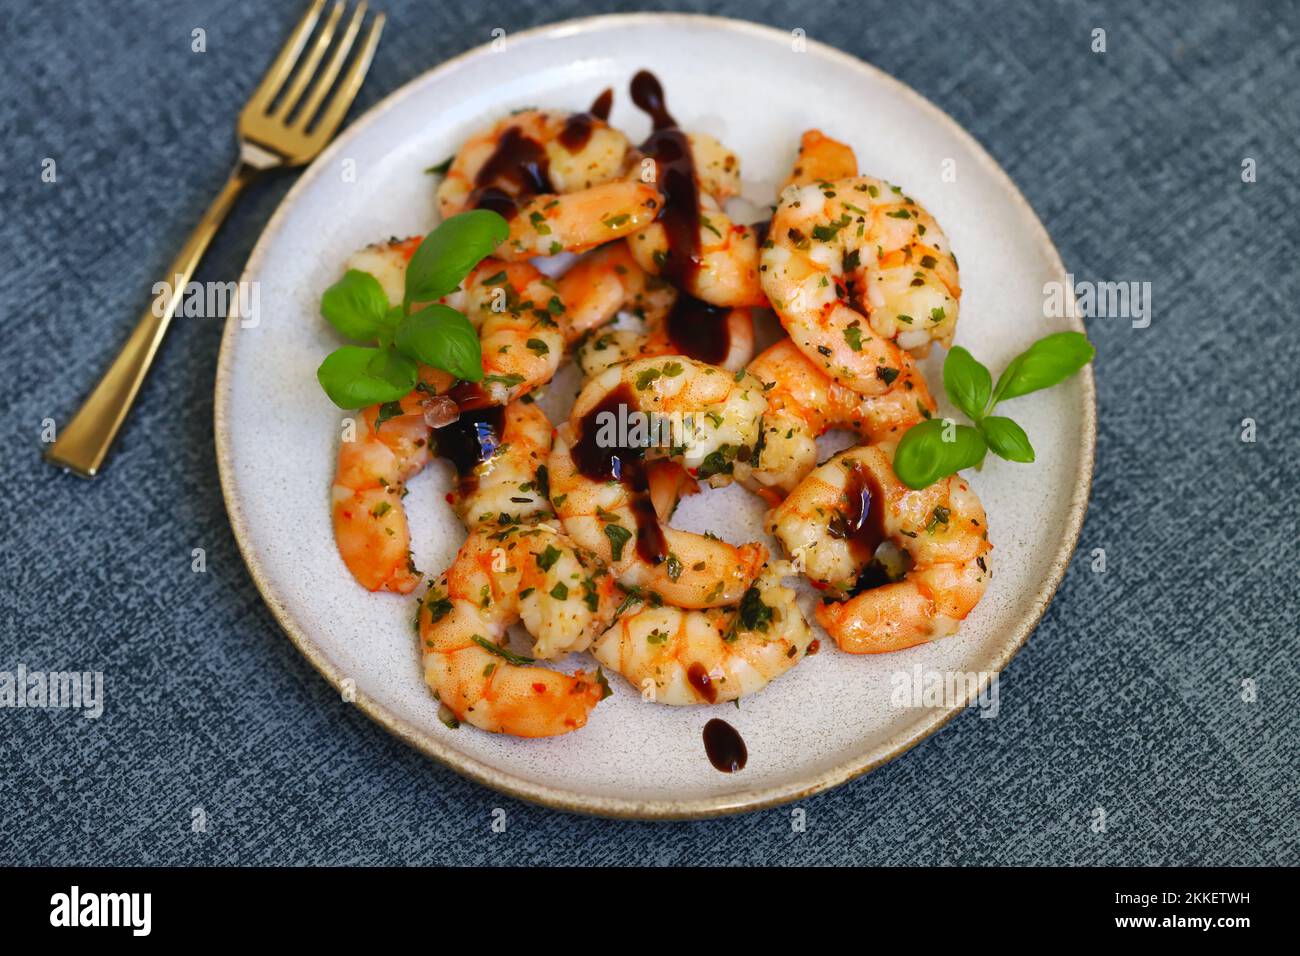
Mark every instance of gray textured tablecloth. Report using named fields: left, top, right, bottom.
left=2, top=0, right=1296, bottom=865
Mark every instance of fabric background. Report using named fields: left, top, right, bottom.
left=1, top=0, right=1296, bottom=865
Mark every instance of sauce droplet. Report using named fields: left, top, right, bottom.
left=571, top=386, right=667, bottom=565
left=630, top=70, right=703, bottom=288
left=589, top=87, right=614, bottom=121
left=687, top=662, right=717, bottom=703
left=433, top=405, right=505, bottom=496
left=469, top=125, right=554, bottom=219
left=558, top=88, right=616, bottom=153
left=665, top=293, right=732, bottom=365
left=702, top=718, right=747, bottom=773
left=829, top=461, right=912, bottom=596
left=840, top=462, right=887, bottom=562
left=827, top=462, right=891, bottom=593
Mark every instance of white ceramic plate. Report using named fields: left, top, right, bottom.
left=215, top=13, right=1094, bottom=818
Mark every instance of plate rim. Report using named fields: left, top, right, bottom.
left=214, top=11, right=1097, bottom=820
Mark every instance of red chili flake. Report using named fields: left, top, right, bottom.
left=532, top=683, right=547, bottom=693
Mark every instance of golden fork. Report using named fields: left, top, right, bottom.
left=46, top=0, right=384, bottom=477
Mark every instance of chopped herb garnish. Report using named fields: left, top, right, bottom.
left=536, top=544, right=561, bottom=572
left=604, top=523, right=633, bottom=561
left=471, top=635, right=535, bottom=666
left=738, top=586, right=774, bottom=633
left=375, top=400, right=404, bottom=427
left=424, top=156, right=453, bottom=176
left=425, top=596, right=452, bottom=622
left=635, top=367, right=661, bottom=390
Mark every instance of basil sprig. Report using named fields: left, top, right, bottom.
left=315, top=210, right=508, bottom=409
left=893, top=331, right=1094, bottom=489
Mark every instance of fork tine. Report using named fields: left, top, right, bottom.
left=293, top=1, right=366, bottom=129
left=273, top=0, right=345, bottom=119
left=305, top=11, right=385, bottom=139
left=244, top=0, right=327, bottom=112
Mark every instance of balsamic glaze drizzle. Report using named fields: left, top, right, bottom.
left=703, top=718, right=747, bottom=772
left=629, top=70, right=732, bottom=363
left=571, top=386, right=667, bottom=565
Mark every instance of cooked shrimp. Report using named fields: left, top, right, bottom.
left=762, top=176, right=961, bottom=393
left=737, top=339, right=935, bottom=498
left=592, top=561, right=813, bottom=705
left=576, top=307, right=755, bottom=377
left=418, top=522, right=618, bottom=736
left=438, top=109, right=634, bottom=217
left=620, top=83, right=765, bottom=308
left=781, top=129, right=858, bottom=190
left=343, top=240, right=565, bottom=407
left=682, top=132, right=743, bottom=203
left=571, top=356, right=770, bottom=485
left=331, top=365, right=457, bottom=593
left=445, top=399, right=555, bottom=528
left=436, top=258, right=571, bottom=406
left=628, top=196, right=767, bottom=307
left=435, top=109, right=663, bottom=259
left=644, top=458, right=700, bottom=521
left=767, top=442, right=991, bottom=653
left=328, top=235, right=585, bottom=590
left=548, top=356, right=770, bottom=608
left=549, top=428, right=767, bottom=608
left=555, top=240, right=677, bottom=342
left=562, top=241, right=755, bottom=376
left=501, top=183, right=663, bottom=259
left=344, top=236, right=422, bottom=305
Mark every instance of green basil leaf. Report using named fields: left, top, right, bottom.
left=403, top=210, right=509, bottom=308
left=395, top=304, right=483, bottom=381
left=980, top=415, right=1035, bottom=463
left=892, top=418, right=988, bottom=490
left=990, top=332, right=1095, bottom=406
left=316, top=346, right=417, bottom=409
left=942, top=346, right=992, bottom=421
left=365, top=346, right=419, bottom=389
left=320, top=270, right=390, bottom=341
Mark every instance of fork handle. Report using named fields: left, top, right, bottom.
left=46, top=160, right=260, bottom=477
